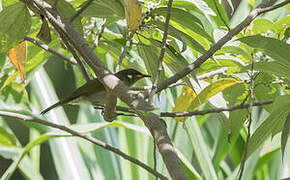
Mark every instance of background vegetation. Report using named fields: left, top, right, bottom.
left=0, top=0, right=289, bottom=179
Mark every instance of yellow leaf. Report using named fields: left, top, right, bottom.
left=8, top=41, right=27, bottom=82
left=173, top=78, right=238, bottom=122
left=173, top=86, right=197, bottom=122
left=124, top=0, right=142, bottom=30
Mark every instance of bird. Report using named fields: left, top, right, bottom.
left=40, top=69, right=150, bottom=114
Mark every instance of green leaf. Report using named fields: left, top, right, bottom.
left=152, top=20, right=206, bottom=53
left=137, top=44, right=165, bottom=82
left=175, top=148, right=202, bottom=180
left=55, top=0, right=83, bottom=34
left=152, top=7, right=213, bottom=42
left=0, top=2, right=31, bottom=52
left=251, top=18, right=274, bottom=35
left=216, top=46, right=251, bottom=60
left=185, top=118, right=218, bottom=180
left=0, top=133, right=70, bottom=180
left=273, top=15, right=290, bottom=33
left=82, top=0, right=124, bottom=19
left=0, top=146, right=21, bottom=159
left=238, top=35, right=290, bottom=68
left=281, top=113, right=290, bottom=159
left=0, top=126, right=16, bottom=146
left=246, top=61, right=290, bottom=81
left=247, top=95, right=290, bottom=158
left=202, top=0, right=229, bottom=28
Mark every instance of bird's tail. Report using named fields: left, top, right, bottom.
left=40, top=101, right=63, bottom=114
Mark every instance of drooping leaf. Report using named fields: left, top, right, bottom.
left=124, top=0, right=142, bottom=30
left=248, top=95, right=290, bottom=158
left=152, top=7, right=213, bottom=42
left=8, top=41, right=27, bottom=81
left=281, top=113, right=290, bottom=159
left=173, top=86, right=197, bottom=122
left=238, top=35, right=290, bottom=68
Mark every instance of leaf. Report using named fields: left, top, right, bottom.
left=173, top=86, right=197, bottom=122
left=0, top=126, right=16, bottom=147
left=202, top=0, right=229, bottom=28
left=124, top=0, right=142, bottom=30
left=238, top=35, right=290, bottom=68
left=189, top=78, right=238, bottom=110
left=8, top=41, right=27, bottom=81
left=37, top=18, right=51, bottom=44
left=152, top=20, right=206, bottom=53
left=251, top=18, right=273, bottom=35
left=185, top=119, right=218, bottom=180
left=245, top=61, right=290, bottom=81
left=273, top=15, right=290, bottom=33
left=152, top=7, right=213, bottom=42
left=81, top=0, right=124, bottom=26
left=281, top=113, right=290, bottom=159
left=0, top=133, right=70, bottom=180
left=175, top=148, right=202, bottom=180
left=247, top=95, right=290, bottom=158
left=0, top=2, right=31, bottom=52
left=137, top=44, right=165, bottom=81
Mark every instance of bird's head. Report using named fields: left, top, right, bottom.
left=115, top=69, right=151, bottom=86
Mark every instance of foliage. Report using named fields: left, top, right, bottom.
left=0, top=0, right=289, bottom=179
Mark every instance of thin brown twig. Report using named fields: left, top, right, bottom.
left=160, top=100, right=273, bottom=117
left=156, top=0, right=290, bottom=94
left=238, top=55, right=255, bottom=180
left=0, top=110, right=167, bottom=180
left=212, top=0, right=231, bottom=30
left=93, top=18, right=106, bottom=49
left=149, top=0, right=173, bottom=102
left=116, top=30, right=136, bottom=72
left=94, top=99, right=274, bottom=118
left=24, top=36, right=77, bottom=65
left=70, top=0, right=93, bottom=23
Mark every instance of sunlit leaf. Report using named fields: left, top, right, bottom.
left=173, top=86, right=197, bottom=122
left=8, top=41, right=27, bottom=81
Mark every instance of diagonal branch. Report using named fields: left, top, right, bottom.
left=156, top=0, right=290, bottom=94
left=149, top=0, right=173, bottom=102
left=24, top=36, right=77, bottom=65
left=0, top=110, right=167, bottom=180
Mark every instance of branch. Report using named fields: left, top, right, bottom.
left=0, top=110, right=167, bottom=180
left=238, top=55, right=255, bottom=180
left=28, top=1, right=187, bottom=179
left=24, top=36, right=77, bottom=65
left=116, top=30, right=135, bottom=72
left=149, top=0, right=173, bottom=102
left=156, top=0, right=290, bottom=94
left=160, top=100, right=274, bottom=117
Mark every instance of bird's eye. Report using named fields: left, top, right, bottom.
left=127, top=74, right=133, bottom=79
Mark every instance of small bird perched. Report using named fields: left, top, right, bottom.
left=41, top=69, right=150, bottom=114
